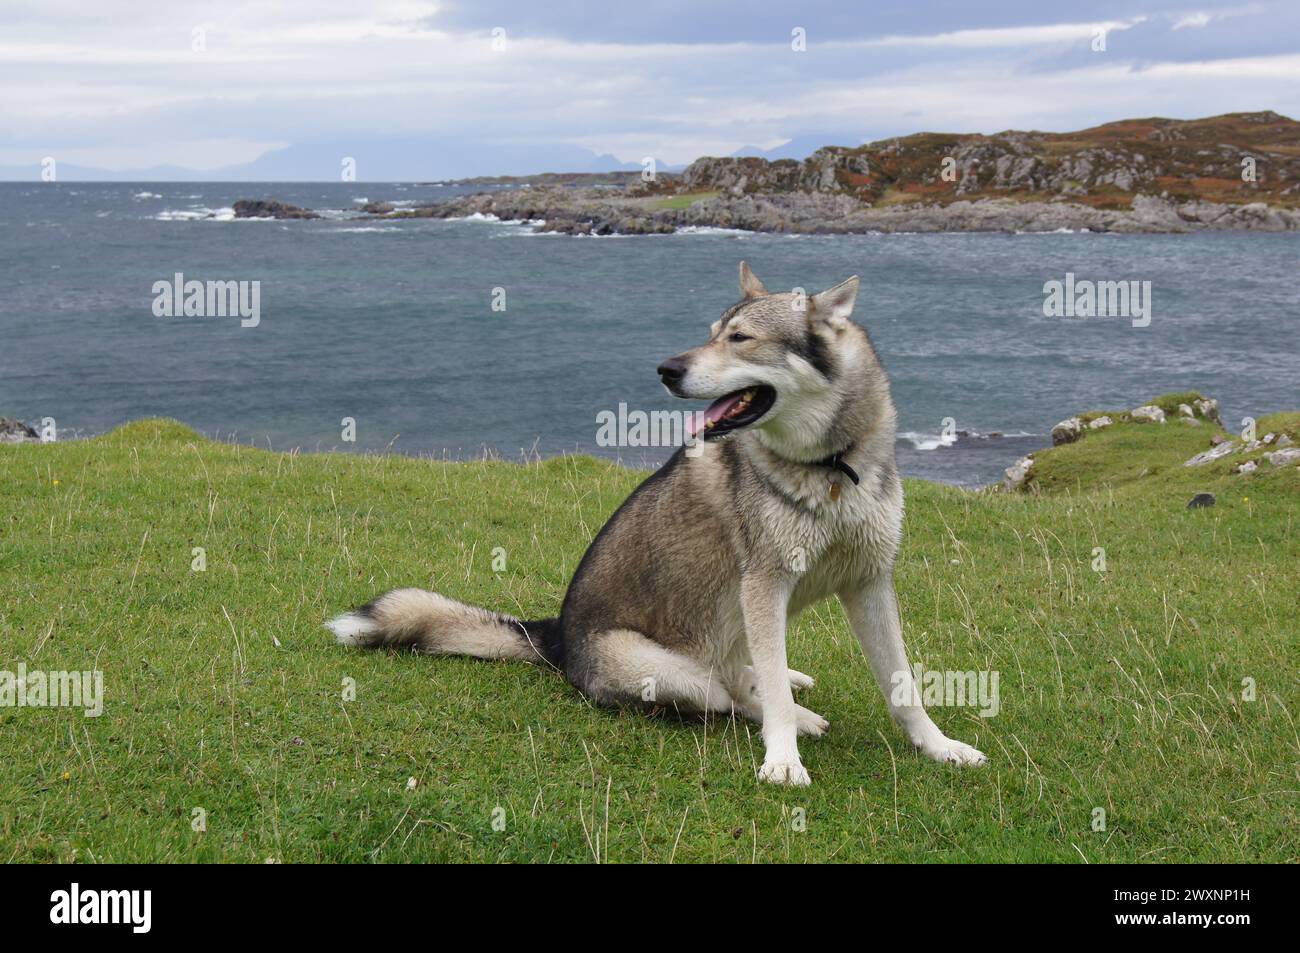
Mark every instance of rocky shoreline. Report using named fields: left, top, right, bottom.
left=372, top=187, right=1300, bottom=235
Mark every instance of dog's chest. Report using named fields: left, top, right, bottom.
left=754, top=467, right=902, bottom=588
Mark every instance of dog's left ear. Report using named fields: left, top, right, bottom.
left=739, top=261, right=768, bottom=299
left=809, top=276, right=859, bottom=330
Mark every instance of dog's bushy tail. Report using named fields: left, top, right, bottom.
left=326, top=588, right=561, bottom=667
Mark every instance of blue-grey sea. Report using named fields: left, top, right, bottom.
left=2, top=182, right=1297, bottom=486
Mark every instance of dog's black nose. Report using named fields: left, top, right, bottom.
left=657, top=357, right=687, bottom=385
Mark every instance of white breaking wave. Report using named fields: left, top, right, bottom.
left=898, top=431, right=958, bottom=451
left=155, top=206, right=236, bottom=221
left=899, top=429, right=1041, bottom=450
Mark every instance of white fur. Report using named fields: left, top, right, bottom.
left=327, top=612, right=377, bottom=646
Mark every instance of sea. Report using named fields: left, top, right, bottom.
left=2, top=182, right=1297, bottom=486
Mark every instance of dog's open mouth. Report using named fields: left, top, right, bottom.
left=688, top=385, right=777, bottom=440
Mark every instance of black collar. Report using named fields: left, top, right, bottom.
left=815, top=447, right=860, bottom=485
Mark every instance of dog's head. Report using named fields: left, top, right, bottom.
left=657, top=262, right=862, bottom=442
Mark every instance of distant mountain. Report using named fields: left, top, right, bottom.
left=0, top=138, right=682, bottom=182
left=730, top=135, right=855, bottom=161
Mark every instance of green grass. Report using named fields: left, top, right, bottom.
left=0, top=412, right=1296, bottom=863
left=654, top=190, right=721, bottom=210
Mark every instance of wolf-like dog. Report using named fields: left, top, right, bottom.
left=327, top=262, right=987, bottom=786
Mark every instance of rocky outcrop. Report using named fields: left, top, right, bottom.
left=408, top=187, right=1300, bottom=236
left=233, top=199, right=320, bottom=220
left=402, top=113, right=1300, bottom=236
left=1003, top=455, right=1034, bottom=490
left=1052, top=417, right=1085, bottom=445
left=0, top=416, right=39, bottom=444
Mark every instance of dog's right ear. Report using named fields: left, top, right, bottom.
left=739, top=261, right=768, bottom=299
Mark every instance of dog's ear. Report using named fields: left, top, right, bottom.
left=809, top=276, right=859, bottom=330
left=739, top=261, right=768, bottom=299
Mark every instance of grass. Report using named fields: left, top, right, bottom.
left=654, top=190, right=720, bottom=210
left=0, top=409, right=1296, bottom=863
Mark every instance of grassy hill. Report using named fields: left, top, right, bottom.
left=0, top=408, right=1295, bottom=862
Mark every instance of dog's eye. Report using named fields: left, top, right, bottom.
left=728, top=332, right=751, bottom=343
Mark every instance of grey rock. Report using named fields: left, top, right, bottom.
left=1004, top=455, right=1034, bottom=490
left=0, top=416, right=39, bottom=444
left=1185, top=442, right=1238, bottom=466
left=1052, top=417, right=1085, bottom=445
left=1263, top=447, right=1300, bottom=467
left=233, top=199, right=320, bottom=220
left=1131, top=404, right=1166, bottom=424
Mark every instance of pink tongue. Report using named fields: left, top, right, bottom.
left=688, top=392, right=746, bottom=438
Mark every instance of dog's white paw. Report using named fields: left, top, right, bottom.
left=919, top=736, right=987, bottom=767
left=794, top=704, right=829, bottom=738
left=788, top=669, right=815, bottom=692
left=758, top=759, right=811, bottom=786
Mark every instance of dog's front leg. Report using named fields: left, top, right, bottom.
left=740, top=572, right=809, bottom=786
left=841, top=574, right=987, bottom=766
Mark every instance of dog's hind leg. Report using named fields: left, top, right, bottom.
left=583, top=629, right=739, bottom=716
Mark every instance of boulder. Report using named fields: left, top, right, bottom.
left=1178, top=403, right=1195, bottom=418
left=1051, top=417, right=1084, bottom=445
left=1192, top=398, right=1222, bottom=426
left=1131, top=404, right=1166, bottom=424
left=1236, top=460, right=1258, bottom=475
left=1089, top=416, right=1114, bottom=430
left=1003, top=455, right=1034, bottom=490
left=0, top=416, right=39, bottom=444
left=1184, top=442, right=1238, bottom=467
left=1263, top=447, right=1300, bottom=467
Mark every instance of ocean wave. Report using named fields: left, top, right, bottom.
left=318, top=226, right=401, bottom=233
left=132, top=191, right=162, bottom=199
left=155, top=206, right=235, bottom=221
left=899, top=429, right=1040, bottom=450
left=676, top=225, right=752, bottom=236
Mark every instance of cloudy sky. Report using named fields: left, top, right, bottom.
left=2, top=0, right=1298, bottom=178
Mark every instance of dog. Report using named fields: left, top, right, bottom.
left=327, top=262, right=987, bottom=785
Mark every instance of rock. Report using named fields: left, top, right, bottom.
left=361, top=200, right=395, bottom=214
left=1003, top=455, right=1034, bottom=490
left=1089, top=416, right=1114, bottom=429
left=1131, top=404, right=1166, bottom=424
left=1210, top=434, right=1228, bottom=445
left=1178, top=403, right=1195, bottom=418
left=0, top=416, right=39, bottom=444
left=1263, top=447, right=1300, bottom=467
left=1187, top=492, right=1216, bottom=508
left=1262, top=432, right=1275, bottom=444
left=1192, top=398, right=1222, bottom=426
left=1180, top=417, right=1202, bottom=426
left=1236, top=460, right=1258, bottom=474
left=1051, top=417, right=1084, bottom=445
left=1184, top=442, right=1238, bottom=466
left=1276, top=434, right=1294, bottom=447
left=233, top=199, right=320, bottom=220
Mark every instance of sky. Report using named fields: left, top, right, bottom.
left=1, top=0, right=1298, bottom=179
